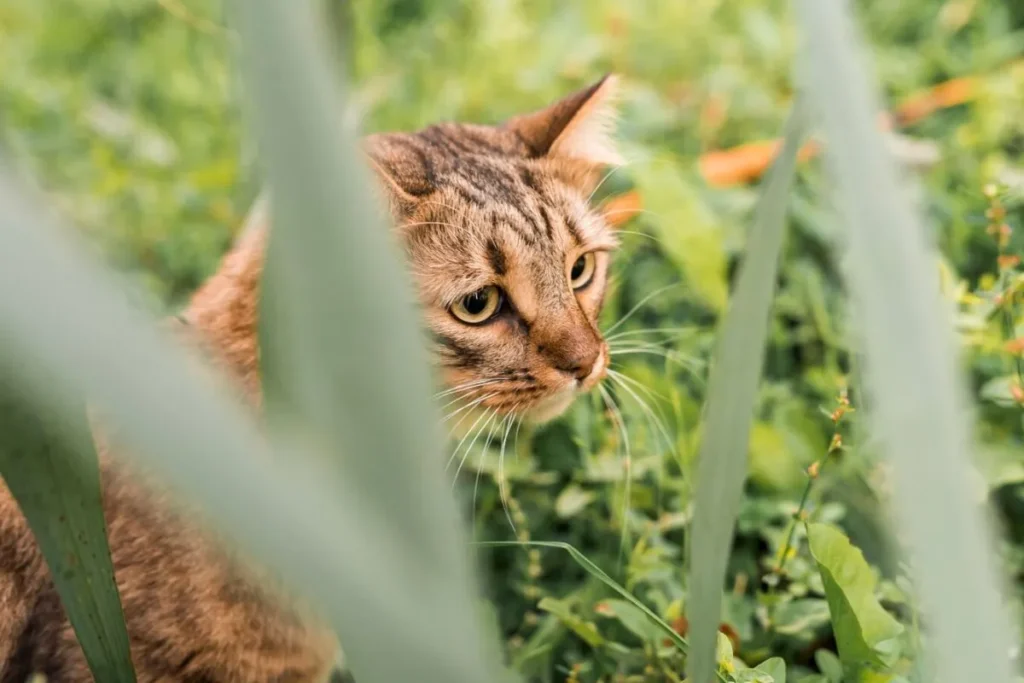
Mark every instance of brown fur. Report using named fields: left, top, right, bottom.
left=0, top=75, right=624, bottom=682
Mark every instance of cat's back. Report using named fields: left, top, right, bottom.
left=0, top=451, right=337, bottom=683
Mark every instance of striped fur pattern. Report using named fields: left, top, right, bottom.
left=0, top=75, right=623, bottom=682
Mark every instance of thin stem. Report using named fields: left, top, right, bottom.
left=774, top=388, right=852, bottom=576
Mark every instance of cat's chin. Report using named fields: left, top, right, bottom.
left=523, top=387, right=580, bottom=425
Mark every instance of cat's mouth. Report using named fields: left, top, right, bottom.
left=525, top=346, right=608, bottom=424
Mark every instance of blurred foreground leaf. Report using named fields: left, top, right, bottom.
left=686, top=101, right=809, bottom=683
left=795, top=0, right=1016, bottom=681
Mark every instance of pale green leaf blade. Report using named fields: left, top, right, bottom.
left=795, top=1, right=1016, bottom=682
left=230, top=0, right=509, bottom=680
left=685, top=101, right=809, bottom=683
left=0, top=383, right=136, bottom=683
left=807, top=523, right=903, bottom=668
left=231, top=0, right=463, bottom=576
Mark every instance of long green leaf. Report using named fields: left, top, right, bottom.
left=685, top=102, right=808, bottom=683
left=0, top=162, right=513, bottom=682
left=230, top=1, right=507, bottom=681
left=233, top=0, right=464, bottom=575
left=794, top=1, right=1015, bottom=682
left=0, top=381, right=136, bottom=683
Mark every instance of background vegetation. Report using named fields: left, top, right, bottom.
left=2, top=0, right=1023, bottom=681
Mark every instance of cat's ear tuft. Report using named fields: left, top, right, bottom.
left=362, top=133, right=434, bottom=217
left=504, top=74, right=624, bottom=167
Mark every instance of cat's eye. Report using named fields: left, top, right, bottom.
left=569, top=252, right=597, bottom=289
left=451, top=286, right=502, bottom=324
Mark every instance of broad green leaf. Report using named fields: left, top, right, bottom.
left=771, top=598, right=832, bottom=636
left=686, top=101, right=809, bottom=683
left=755, top=657, right=787, bottom=683
left=0, top=382, right=136, bottom=683
left=796, top=1, right=1016, bottom=682
left=814, top=649, right=843, bottom=683
left=596, top=598, right=665, bottom=644
left=807, top=524, right=903, bottom=668
left=537, top=597, right=605, bottom=648
left=734, top=669, right=776, bottom=683
left=716, top=631, right=735, bottom=672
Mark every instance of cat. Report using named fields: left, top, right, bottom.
left=0, top=73, right=624, bottom=683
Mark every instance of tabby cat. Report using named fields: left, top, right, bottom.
left=0, top=73, right=624, bottom=682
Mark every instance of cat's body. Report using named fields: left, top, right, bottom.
left=0, top=75, right=623, bottom=682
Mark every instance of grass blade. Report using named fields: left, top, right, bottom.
left=476, top=540, right=690, bottom=654
left=230, top=2, right=506, bottom=680
left=0, top=381, right=136, bottom=683
left=685, top=102, right=808, bottom=683
left=233, top=0, right=464, bottom=573
left=795, top=1, right=1015, bottom=681
left=0, top=163, right=514, bottom=683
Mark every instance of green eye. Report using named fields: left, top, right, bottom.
left=569, top=252, right=596, bottom=289
left=451, top=286, right=502, bottom=324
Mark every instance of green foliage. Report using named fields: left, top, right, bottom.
left=1, top=0, right=1023, bottom=682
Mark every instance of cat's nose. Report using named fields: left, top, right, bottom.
left=533, top=320, right=605, bottom=384
left=558, top=359, right=594, bottom=381
left=550, top=344, right=603, bottom=382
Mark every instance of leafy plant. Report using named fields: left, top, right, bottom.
left=0, top=0, right=1022, bottom=682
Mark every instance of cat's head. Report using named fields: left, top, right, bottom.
left=365, top=75, right=624, bottom=424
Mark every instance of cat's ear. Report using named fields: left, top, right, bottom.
left=362, top=133, right=435, bottom=216
left=504, top=74, right=624, bottom=167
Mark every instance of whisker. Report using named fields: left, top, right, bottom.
left=400, top=219, right=465, bottom=232
left=445, top=406, right=494, bottom=472
left=605, top=370, right=675, bottom=522
left=602, top=207, right=663, bottom=221
left=443, top=392, right=499, bottom=430
left=415, top=199, right=475, bottom=218
left=608, top=340, right=701, bottom=362
left=452, top=408, right=501, bottom=487
left=614, top=229, right=663, bottom=245
left=496, top=405, right=521, bottom=534
left=434, top=377, right=504, bottom=400
left=602, top=283, right=682, bottom=337
left=471, top=410, right=508, bottom=531
left=599, top=384, right=633, bottom=560
left=609, top=347, right=705, bottom=379
left=606, top=367, right=669, bottom=402
left=437, top=385, right=501, bottom=415
left=604, top=326, right=697, bottom=343
left=607, top=370, right=677, bottom=459
left=512, top=411, right=526, bottom=462
left=587, top=166, right=625, bottom=205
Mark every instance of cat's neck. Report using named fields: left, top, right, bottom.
left=182, top=199, right=269, bottom=399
